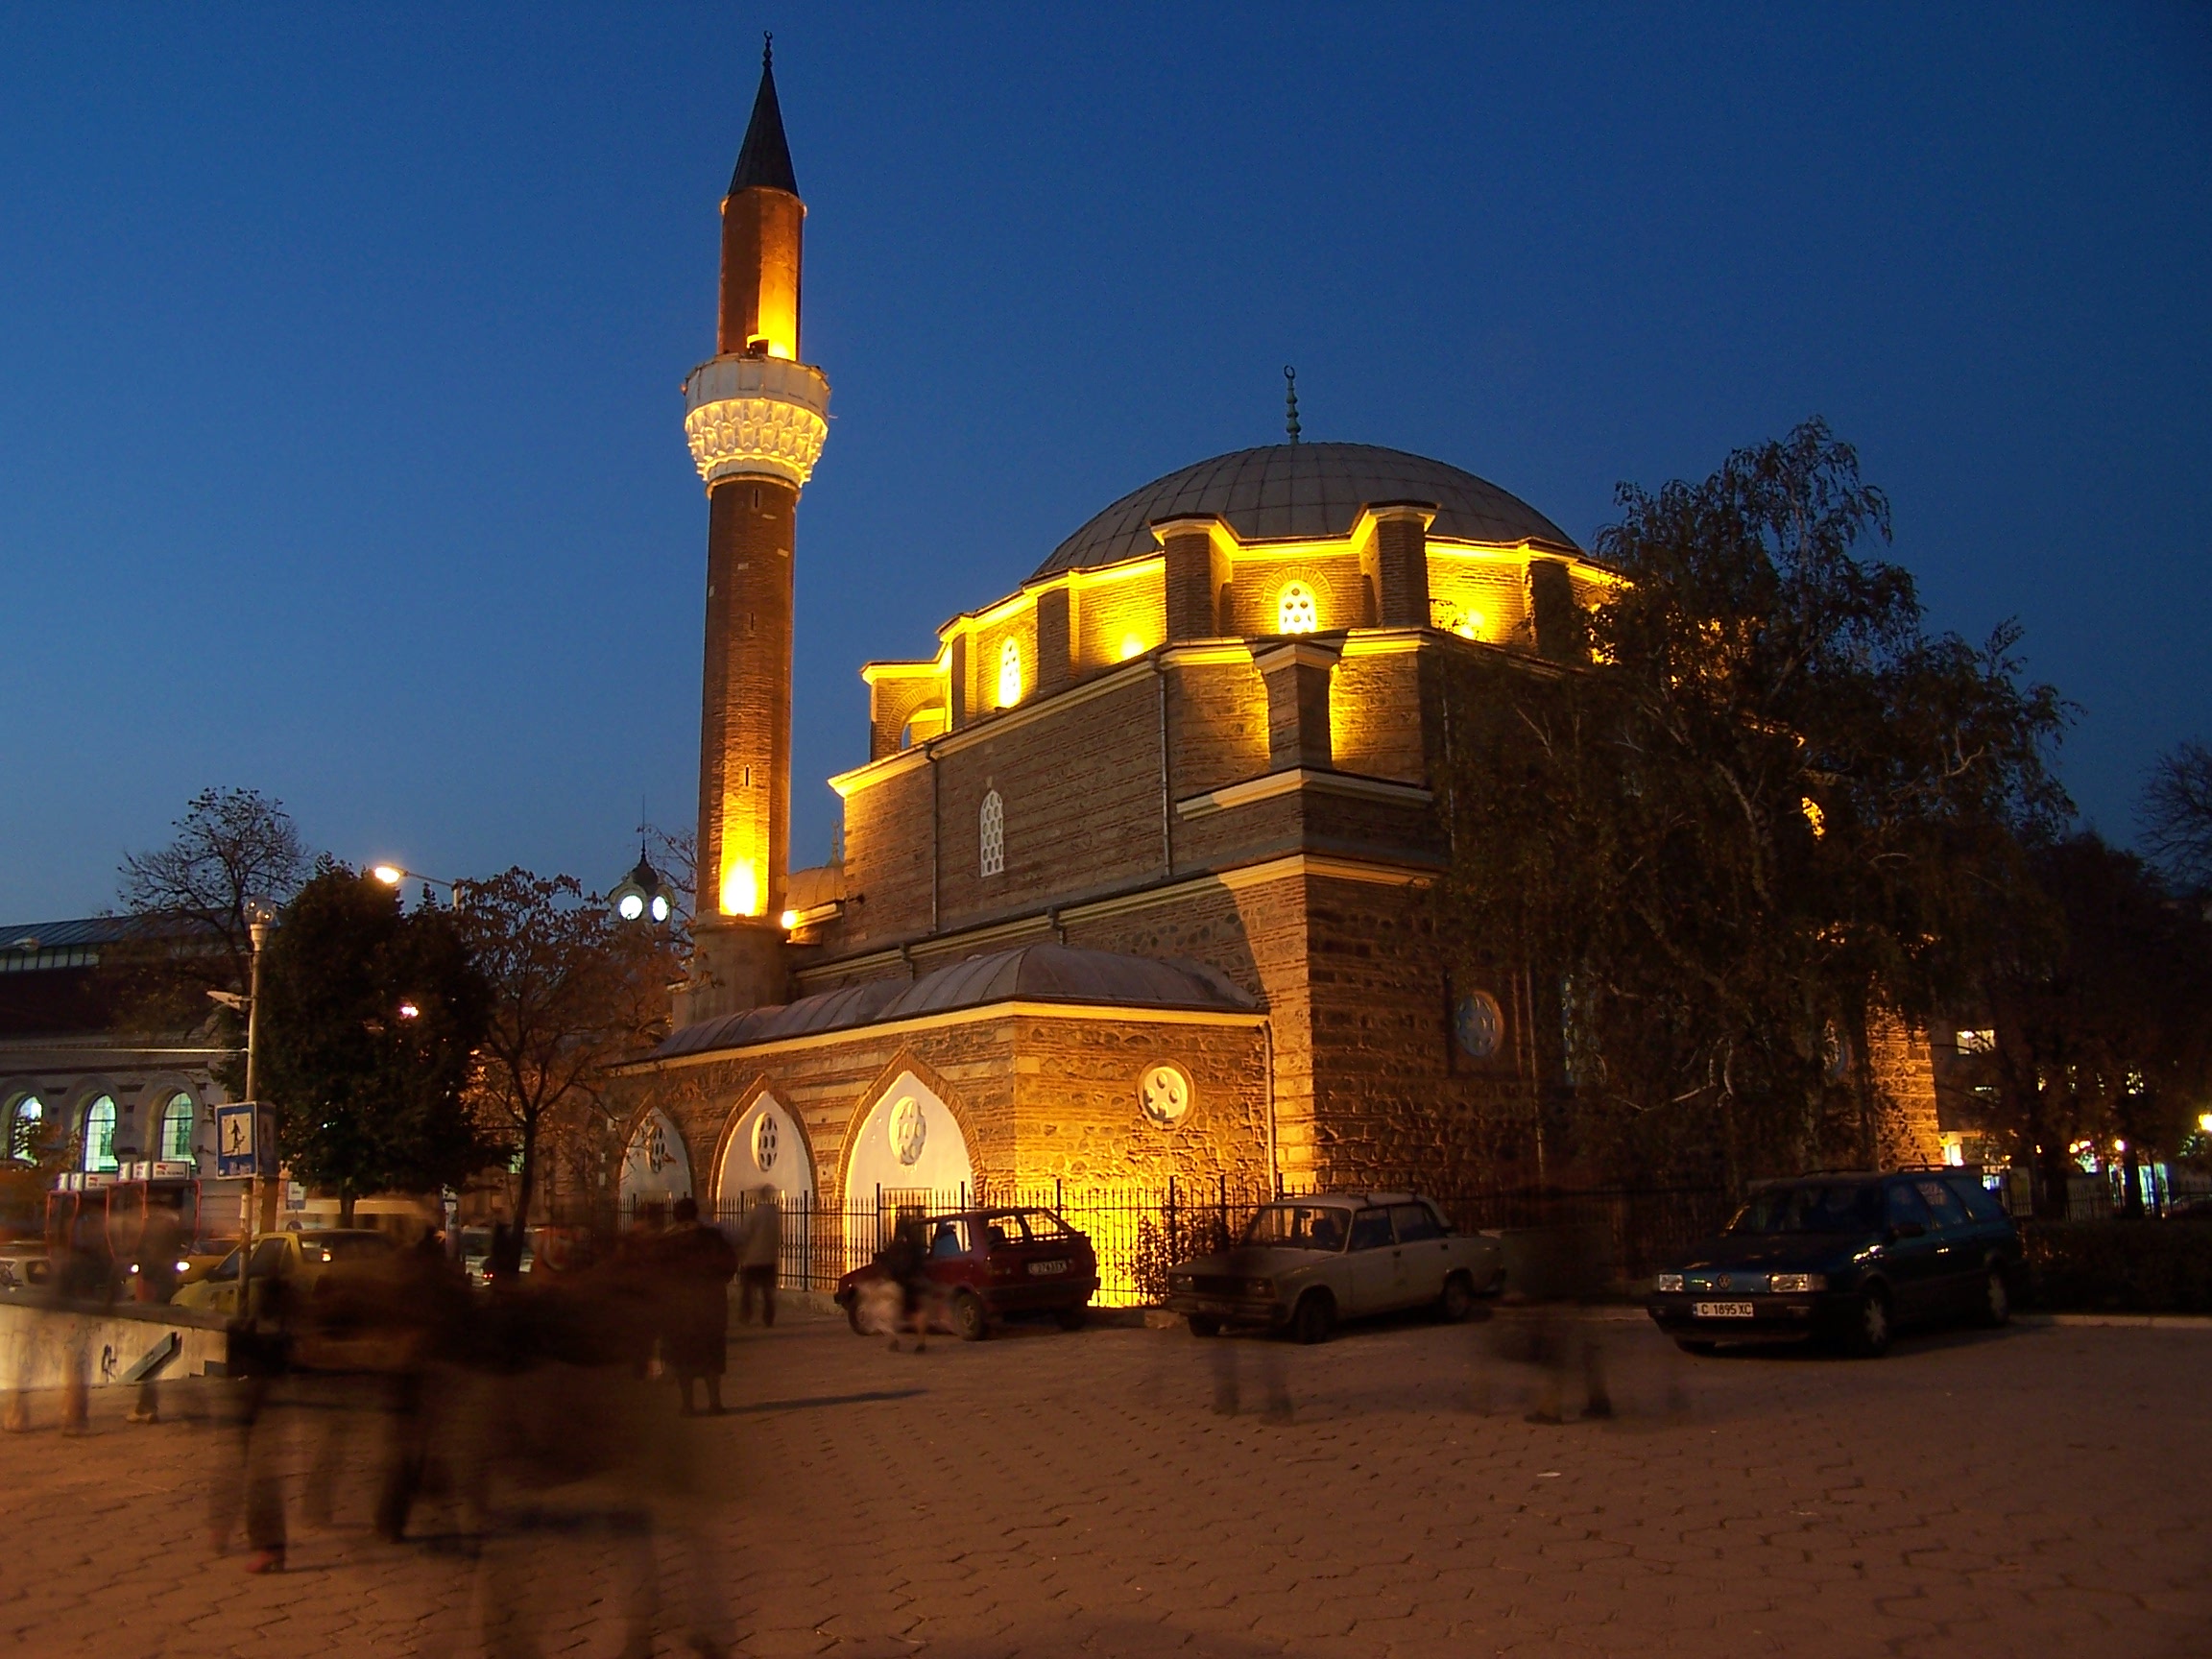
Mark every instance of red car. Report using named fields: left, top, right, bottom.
left=836, top=1206, right=1098, bottom=1340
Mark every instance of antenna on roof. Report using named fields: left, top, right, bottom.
left=1284, top=365, right=1301, bottom=445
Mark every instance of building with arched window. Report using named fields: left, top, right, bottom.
left=611, top=53, right=1944, bottom=1222
left=1, top=914, right=235, bottom=1227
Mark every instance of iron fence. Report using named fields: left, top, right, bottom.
left=676, top=1177, right=1737, bottom=1309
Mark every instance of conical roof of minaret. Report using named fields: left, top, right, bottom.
left=728, top=41, right=798, bottom=197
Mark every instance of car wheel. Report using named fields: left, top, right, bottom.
left=1674, top=1338, right=1717, bottom=1357
left=1846, top=1286, right=1892, bottom=1358
left=1978, top=1266, right=2011, bottom=1329
left=1288, top=1291, right=1334, bottom=1346
left=951, top=1289, right=989, bottom=1342
left=1437, top=1272, right=1477, bottom=1324
left=1053, top=1306, right=1087, bottom=1332
left=1186, top=1314, right=1222, bottom=1338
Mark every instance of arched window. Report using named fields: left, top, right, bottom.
left=81, top=1094, right=118, bottom=1173
left=159, top=1092, right=195, bottom=1161
left=996, top=637, right=1022, bottom=708
left=7, top=1095, right=42, bottom=1163
left=979, top=789, right=1004, bottom=878
left=1276, top=582, right=1318, bottom=635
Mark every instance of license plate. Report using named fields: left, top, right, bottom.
left=1693, top=1301, right=1755, bottom=1318
left=1026, top=1259, right=1069, bottom=1276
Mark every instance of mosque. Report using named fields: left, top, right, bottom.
left=610, top=52, right=1940, bottom=1222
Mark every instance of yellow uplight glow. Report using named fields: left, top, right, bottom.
left=1118, top=634, right=1145, bottom=661
left=2200, top=1114, right=2212, bottom=1135
left=997, top=638, right=1022, bottom=708
left=778, top=909, right=800, bottom=931
left=719, top=863, right=760, bottom=919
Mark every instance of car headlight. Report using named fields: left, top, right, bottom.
left=1654, top=1273, right=1685, bottom=1293
left=1243, top=1278, right=1274, bottom=1298
left=1768, top=1273, right=1826, bottom=1293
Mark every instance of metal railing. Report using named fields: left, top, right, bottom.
left=670, top=1176, right=1738, bottom=1309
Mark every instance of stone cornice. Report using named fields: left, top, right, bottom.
left=1174, top=768, right=1433, bottom=821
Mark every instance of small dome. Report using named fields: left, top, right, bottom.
left=654, top=943, right=1257, bottom=1060
left=1033, top=443, right=1577, bottom=580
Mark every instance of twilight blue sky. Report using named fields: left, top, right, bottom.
left=3, top=4, right=2208, bottom=921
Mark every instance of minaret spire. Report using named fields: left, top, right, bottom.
left=729, top=35, right=798, bottom=198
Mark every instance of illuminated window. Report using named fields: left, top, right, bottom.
left=997, top=638, right=1022, bottom=708
left=159, top=1092, right=194, bottom=1161
left=1956, top=1028, right=1996, bottom=1056
left=82, top=1094, right=118, bottom=1173
left=979, top=789, right=1004, bottom=878
left=7, top=1095, right=41, bottom=1163
left=1277, top=583, right=1317, bottom=636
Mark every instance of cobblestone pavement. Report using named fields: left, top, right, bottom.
left=2, top=1309, right=2206, bottom=1658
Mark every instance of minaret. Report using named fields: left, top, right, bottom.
left=680, top=38, right=830, bottom=1023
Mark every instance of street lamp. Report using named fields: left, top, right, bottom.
left=372, top=863, right=466, bottom=908
left=609, top=847, right=672, bottom=926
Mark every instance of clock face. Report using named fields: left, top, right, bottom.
left=1454, top=991, right=1503, bottom=1061
left=650, top=894, right=671, bottom=923
left=617, top=891, right=645, bottom=921
left=1140, top=1064, right=1191, bottom=1127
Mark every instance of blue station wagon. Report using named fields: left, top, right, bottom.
left=1647, top=1170, right=2024, bottom=1358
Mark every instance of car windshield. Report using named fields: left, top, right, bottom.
left=1243, top=1205, right=1349, bottom=1252
left=1729, top=1182, right=1885, bottom=1236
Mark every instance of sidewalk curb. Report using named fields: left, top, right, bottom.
left=2016, top=1311, right=2212, bottom=1330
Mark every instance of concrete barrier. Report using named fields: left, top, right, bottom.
left=0, top=1295, right=228, bottom=1395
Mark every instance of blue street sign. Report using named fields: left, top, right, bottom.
left=215, top=1103, right=259, bottom=1176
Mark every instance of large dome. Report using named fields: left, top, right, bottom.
left=1032, top=442, right=1577, bottom=580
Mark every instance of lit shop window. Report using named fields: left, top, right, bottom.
left=979, top=790, right=1004, bottom=878
left=1277, top=583, right=1317, bottom=636
left=82, top=1094, right=118, bottom=1172
left=160, top=1092, right=195, bottom=1161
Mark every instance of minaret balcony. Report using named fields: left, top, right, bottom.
left=682, top=352, right=830, bottom=490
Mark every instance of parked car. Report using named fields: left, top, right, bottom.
left=1647, top=1169, right=2024, bottom=1358
left=834, top=1206, right=1098, bottom=1341
left=171, top=1228, right=398, bottom=1318
left=1165, top=1193, right=1503, bottom=1343
left=0, top=1244, right=50, bottom=1294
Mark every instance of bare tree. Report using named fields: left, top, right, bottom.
left=457, top=869, right=680, bottom=1235
left=111, top=787, right=312, bottom=1047
left=2141, top=740, right=2212, bottom=891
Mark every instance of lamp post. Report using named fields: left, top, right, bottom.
left=371, top=863, right=467, bottom=908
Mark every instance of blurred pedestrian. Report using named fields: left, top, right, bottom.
left=126, top=1202, right=184, bottom=1425
left=657, top=1197, right=736, bottom=1414
left=1503, top=1225, right=1614, bottom=1425
left=736, top=1184, right=781, bottom=1327
left=878, top=1215, right=931, bottom=1353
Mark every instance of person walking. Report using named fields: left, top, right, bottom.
left=735, top=1185, right=781, bottom=1328
left=656, top=1197, right=736, bottom=1414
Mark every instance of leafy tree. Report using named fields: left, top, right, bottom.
left=109, top=787, right=311, bottom=1057
left=2140, top=739, right=2212, bottom=892
left=456, top=868, right=678, bottom=1236
left=1435, top=421, right=2068, bottom=1188
left=1980, top=834, right=2212, bottom=1215
left=257, top=866, right=496, bottom=1222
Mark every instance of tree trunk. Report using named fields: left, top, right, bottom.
left=338, top=1186, right=357, bottom=1227
left=2121, top=1144, right=2144, bottom=1218
left=514, top=1121, right=537, bottom=1238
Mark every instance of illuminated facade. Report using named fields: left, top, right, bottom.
left=616, top=60, right=1941, bottom=1216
